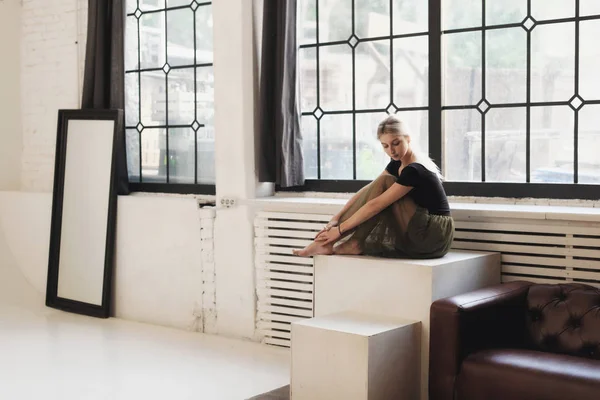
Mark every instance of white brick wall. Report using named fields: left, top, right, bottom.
left=200, top=208, right=217, bottom=334
left=0, top=0, right=23, bottom=190
left=21, top=0, right=87, bottom=192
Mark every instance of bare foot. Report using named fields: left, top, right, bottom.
left=292, top=240, right=334, bottom=257
left=334, top=239, right=362, bottom=255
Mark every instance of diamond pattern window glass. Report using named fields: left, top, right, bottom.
left=441, top=0, right=600, bottom=186
left=298, top=0, right=429, bottom=181
left=297, top=0, right=600, bottom=197
left=125, top=0, right=215, bottom=192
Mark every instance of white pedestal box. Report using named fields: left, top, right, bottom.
left=313, top=250, right=501, bottom=400
left=291, top=311, right=420, bottom=400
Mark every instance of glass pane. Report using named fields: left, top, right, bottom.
left=486, top=28, right=527, bottom=104
left=125, top=16, right=139, bottom=70
left=356, top=113, right=389, bottom=180
left=168, top=128, right=195, bottom=184
left=530, top=107, right=574, bottom=183
left=485, top=0, right=527, bottom=26
left=443, top=109, right=481, bottom=181
left=397, top=110, right=429, bottom=155
left=141, top=71, right=166, bottom=126
left=320, top=114, right=354, bottom=179
left=531, top=0, right=573, bottom=21
left=319, top=0, right=352, bottom=43
left=140, top=0, right=166, bottom=11
left=139, top=12, right=165, bottom=69
left=299, top=47, right=317, bottom=112
left=355, top=40, right=390, bottom=110
left=442, top=0, right=482, bottom=31
left=531, top=23, right=575, bottom=103
left=125, top=73, right=140, bottom=126
left=393, top=36, right=428, bottom=108
left=579, top=20, right=600, bottom=101
left=443, top=32, right=482, bottom=106
left=581, top=0, right=600, bottom=17
left=355, top=0, right=390, bottom=39
left=196, top=66, right=215, bottom=184
left=196, top=128, right=215, bottom=184
left=167, top=8, right=194, bottom=67
left=127, top=0, right=137, bottom=14
left=125, top=129, right=141, bottom=182
left=485, top=107, right=526, bottom=183
left=298, top=0, right=317, bottom=45
left=393, top=0, right=428, bottom=35
left=167, top=0, right=191, bottom=6
left=196, top=66, right=215, bottom=126
left=302, top=116, right=318, bottom=179
left=320, top=45, right=353, bottom=111
left=168, top=67, right=195, bottom=125
left=141, top=128, right=166, bottom=182
left=195, top=4, right=213, bottom=64
left=578, top=105, right=600, bottom=184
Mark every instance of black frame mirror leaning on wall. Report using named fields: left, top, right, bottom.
left=46, top=109, right=124, bottom=318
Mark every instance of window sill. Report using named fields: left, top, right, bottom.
left=249, top=196, right=600, bottom=223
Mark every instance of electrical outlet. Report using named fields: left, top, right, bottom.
left=220, top=197, right=236, bottom=208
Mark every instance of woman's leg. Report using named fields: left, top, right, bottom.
left=389, top=195, right=418, bottom=235
left=293, top=175, right=397, bottom=257
left=335, top=175, right=398, bottom=255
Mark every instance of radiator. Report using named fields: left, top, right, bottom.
left=254, top=211, right=329, bottom=347
left=452, top=218, right=600, bottom=286
left=254, top=211, right=600, bottom=347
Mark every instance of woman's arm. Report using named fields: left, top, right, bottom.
left=317, top=182, right=413, bottom=244
left=332, top=170, right=393, bottom=222
left=316, top=170, right=393, bottom=238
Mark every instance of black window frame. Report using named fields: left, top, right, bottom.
left=291, top=0, right=600, bottom=200
left=125, top=0, right=215, bottom=196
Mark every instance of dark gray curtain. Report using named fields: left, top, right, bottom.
left=82, top=0, right=129, bottom=195
left=259, top=0, right=305, bottom=188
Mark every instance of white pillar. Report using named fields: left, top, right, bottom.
left=212, top=0, right=273, bottom=339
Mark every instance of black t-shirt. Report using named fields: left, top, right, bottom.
left=385, top=160, right=451, bottom=216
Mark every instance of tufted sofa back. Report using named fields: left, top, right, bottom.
left=526, top=283, right=600, bottom=360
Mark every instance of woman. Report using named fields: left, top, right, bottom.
left=293, top=115, right=454, bottom=259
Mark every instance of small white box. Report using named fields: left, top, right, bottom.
left=291, top=311, right=421, bottom=400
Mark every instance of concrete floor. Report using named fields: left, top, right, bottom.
left=0, top=232, right=290, bottom=400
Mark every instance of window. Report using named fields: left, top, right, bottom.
left=125, top=0, right=215, bottom=194
left=297, top=0, right=600, bottom=198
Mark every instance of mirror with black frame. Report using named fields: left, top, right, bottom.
left=46, top=109, right=123, bottom=318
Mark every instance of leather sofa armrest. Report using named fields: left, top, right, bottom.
left=428, top=281, right=534, bottom=400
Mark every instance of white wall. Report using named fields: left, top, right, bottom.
left=0, top=191, right=216, bottom=332
left=0, top=0, right=22, bottom=190
left=113, top=196, right=215, bottom=331
left=20, top=0, right=87, bottom=192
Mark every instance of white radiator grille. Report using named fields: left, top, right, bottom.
left=452, top=219, right=600, bottom=287
left=254, top=211, right=600, bottom=347
left=254, top=212, right=330, bottom=347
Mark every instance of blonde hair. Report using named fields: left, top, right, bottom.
left=377, top=115, right=443, bottom=180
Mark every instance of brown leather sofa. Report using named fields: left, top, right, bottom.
left=429, top=280, right=600, bottom=400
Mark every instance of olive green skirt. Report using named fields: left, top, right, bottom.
left=337, top=175, right=454, bottom=259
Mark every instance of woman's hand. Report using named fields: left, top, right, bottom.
left=316, top=225, right=342, bottom=245
left=315, top=220, right=338, bottom=239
